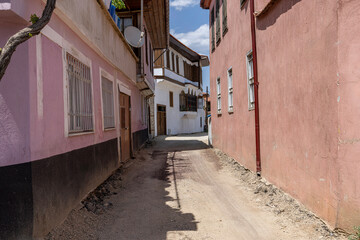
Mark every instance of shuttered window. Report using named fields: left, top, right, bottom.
left=154, top=49, right=164, bottom=68
left=66, top=53, right=93, bottom=133
left=216, top=0, right=221, bottom=44
left=101, top=76, right=115, bottom=129
left=222, top=0, right=228, bottom=35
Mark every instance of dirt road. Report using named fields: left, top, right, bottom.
left=46, top=133, right=346, bottom=240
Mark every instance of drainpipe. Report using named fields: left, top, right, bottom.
left=250, top=0, right=261, bottom=175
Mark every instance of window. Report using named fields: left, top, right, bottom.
left=171, top=52, right=175, bottom=71
left=117, top=17, right=132, bottom=34
left=179, top=91, right=197, bottom=112
left=222, top=0, right=228, bottom=35
left=227, top=68, right=233, bottom=112
left=216, top=77, right=221, bottom=113
left=101, top=76, right=115, bottom=129
left=176, top=55, right=179, bottom=74
left=200, top=117, right=202, bottom=128
left=198, top=97, right=203, bottom=109
left=166, top=50, right=170, bottom=69
left=247, top=51, right=255, bottom=110
left=211, top=8, right=215, bottom=52
left=145, top=29, right=148, bottom=65
left=149, top=43, right=153, bottom=75
left=169, top=91, right=174, bottom=107
left=240, top=0, right=246, bottom=7
left=216, top=0, right=221, bottom=44
left=66, top=53, right=93, bottom=133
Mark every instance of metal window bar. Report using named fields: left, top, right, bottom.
left=67, top=53, right=93, bottom=133
left=102, top=77, right=115, bottom=129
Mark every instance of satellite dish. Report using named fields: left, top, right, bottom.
left=124, top=26, right=145, bottom=48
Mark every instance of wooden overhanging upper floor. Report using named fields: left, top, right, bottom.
left=154, top=35, right=209, bottom=87
left=118, top=0, right=170, bottom=49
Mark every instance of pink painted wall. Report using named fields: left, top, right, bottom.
left=337, top=0, right=360, bottom=230
left=209, top=0, right=257, bottom=172
left=0, top=20, right=30, bottom=167
left=256, top=0, right=340, bottom=227
left=206, top=0, right=360, bottom=231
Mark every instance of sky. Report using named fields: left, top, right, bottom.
left=169, top=0, right=210, bottom=93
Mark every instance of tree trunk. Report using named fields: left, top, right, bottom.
left=0, top=0, right=57, bottom=81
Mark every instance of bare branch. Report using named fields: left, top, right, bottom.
left=0, top=0, right=56, bottom=81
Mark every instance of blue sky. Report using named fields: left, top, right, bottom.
left=169, top=0, right=210, bottom=93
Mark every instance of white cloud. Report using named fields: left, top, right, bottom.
left=170, top=0, right=198, bottom=10
left=172, top=24, right=209, bottom=55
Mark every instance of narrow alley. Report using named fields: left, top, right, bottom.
left=46, top=134, right=346, bottom=240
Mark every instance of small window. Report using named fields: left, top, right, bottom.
left=216, top=77, right=221, bottom=114
left=118, top=17, right=132, bottom=34
left=101, top=76, right=115, bottom=129
left=169, top=91, right=174, bottom=107
left=200, top=117, right=202, bottom=128
left=247, top=51, right=255, bottom=110
left=227, top=68, right=233, bottom=112
left=66, top=53, right=93, bottom=133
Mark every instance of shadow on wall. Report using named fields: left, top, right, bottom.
left=256, top=0, right=302, bottom=30
left=99, top=137, right=210, bottom=240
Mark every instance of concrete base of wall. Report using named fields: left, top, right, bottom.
left=0, top=138, right=119, bottom=239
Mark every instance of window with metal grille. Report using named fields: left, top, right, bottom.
left=101, top=76, right=115, bottom=129
left=247, top=51, right=255, bottom=110
left=227, top=67, right=233, bottom=112
left=217, top=77, right=221, bottom=114
left=66, top=53, right=93, bottom=133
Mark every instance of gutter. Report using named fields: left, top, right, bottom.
left=250, top=0, right=262, bottom=175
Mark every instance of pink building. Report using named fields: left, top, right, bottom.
left=201, top=0, right=360, bottom=232
left=0, top=0, right=168, bottom=238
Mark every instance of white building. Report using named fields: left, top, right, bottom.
left=153, top=35, right=209, bottom=136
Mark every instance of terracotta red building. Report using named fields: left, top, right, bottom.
left=201, top=0, right=360, bottom=231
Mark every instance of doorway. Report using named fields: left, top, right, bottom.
left=119, top=92, right=131, bottom=162
left=157, top=105, right=166, bottom=135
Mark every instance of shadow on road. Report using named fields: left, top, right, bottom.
left=98, top=135, right=210, bottom=240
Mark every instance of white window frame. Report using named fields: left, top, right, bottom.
left=246, top=51, right=255, bottom=111
left=65, top=51, right=95, bottom=135
left=227, top=67, right=233, bottom=112
left=100, top=68, right=115, bottom=130
left=216, top=77, right=221, bottom=114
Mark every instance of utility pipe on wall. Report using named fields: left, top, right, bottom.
left=250, top=0, right=262, bottom=175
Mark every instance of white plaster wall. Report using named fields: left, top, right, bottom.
left=154, top=80, right=205, bottom=136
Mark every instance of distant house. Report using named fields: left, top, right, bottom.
left=153, top=35, right=209, bottom=136
left=0, top=0, right=168, bottom=238
left=201, top=0, right=360, bottom=232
